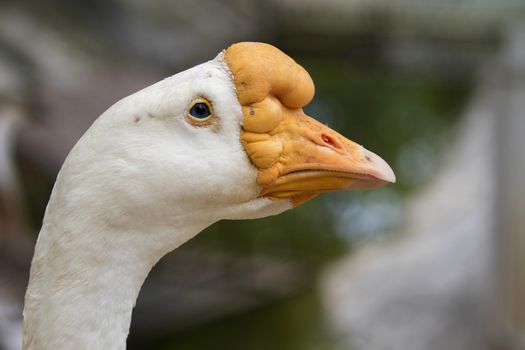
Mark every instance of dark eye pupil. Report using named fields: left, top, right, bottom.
left=190, top=103, right=211, bottom=119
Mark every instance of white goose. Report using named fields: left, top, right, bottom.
left=22, top=42, right=395, bottom=349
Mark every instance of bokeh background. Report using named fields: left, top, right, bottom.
left=1, top=0, right=525, bottom=349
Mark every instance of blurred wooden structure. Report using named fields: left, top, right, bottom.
left=0, top=37, right=34, bottom=350
left=495, top=22, right=525, bottom=350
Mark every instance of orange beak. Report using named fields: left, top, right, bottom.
left=245, top=109, right=395, bottom=206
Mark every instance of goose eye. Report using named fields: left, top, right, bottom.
left=189, top=102, right=211, bottom=120
left=186, top=98, right=214, bottom=126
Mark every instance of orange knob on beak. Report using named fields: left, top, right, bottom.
left=243, top=107, right=395, bottom=206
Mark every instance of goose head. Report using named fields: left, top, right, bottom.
left=55, top=42, right=395, bottom=238
left=23, top=42, right=396, bottom=350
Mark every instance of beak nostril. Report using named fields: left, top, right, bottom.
left=321, top=134, right=341, bottom=150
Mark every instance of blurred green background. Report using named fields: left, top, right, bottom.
left=1, top=1, right=524, bottom=350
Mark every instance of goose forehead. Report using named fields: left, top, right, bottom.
left=163, top=60, right=237, bottom=108
left=122, top=58, right=240, bottom=122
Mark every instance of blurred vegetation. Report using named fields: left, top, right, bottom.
left=155, top=290, right=339, bottom=350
